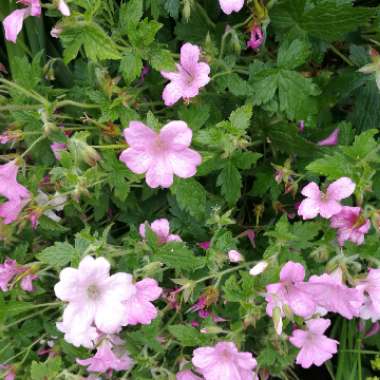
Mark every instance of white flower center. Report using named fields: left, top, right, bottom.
left=87, top=284, right=101, bottom=300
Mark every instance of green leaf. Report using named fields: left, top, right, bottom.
left=154, top=242, right=206, bottom=271
left=170, top=178, right=207, bottom=221
left=61, top=23, right=121, bottom=63
left=178, top=104, right=210, bottom=131
left=120, top=52, right=143, bottom=83
left=164, top=0, right=180, bottom=18
left=306, top=152, right=353, bottom=179
left=277, top=38, right=311, bottom=70
left=217, top=161, right=242, bottom=206
left=36, top=242, right=78, bottom=268
left=119, top=0, right=144, bottom=33
left=168, top=325, right=207, bottom=346
left=340, top=129, right=379, bottom=162
left=232, top=152, right=262, bottom=170
left=229, top=104, right=253, bottom=131
left=150, top=49, right=176, bottom=71
left=31, top=357, right=62, bottom=380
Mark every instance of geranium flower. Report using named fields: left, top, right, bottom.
left=54, top=256, right=134, bottom=347
left=357, top=269, right=380, bottom=322
left=247, top=25, right=264, bottom=50
left=192, top=341, right=257, bottom=380
left=122, top=278, right=162, bottom=325
left=0, top=259, right=23, bottom=291
left=228, top=250, right=243, bottom=263
left=139, top=218, right=181, bottom=244
left=298, top=177, right=355, bottom=220
left=218, top=0, right=244, bottom=14
left=177, top=370, right=204, bottom=380
left=330, top=206, right=370, bottom=246
left=161, top=43, right=210, bottom=106
left=120, top=121, right=202, bottom=188
left=318, top=128, right=339, bottom=146
left=290, top=318, right=338, bottom=368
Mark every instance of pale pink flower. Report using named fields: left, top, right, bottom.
left=77, top=341, right=133, bottom=373
left=54, top=256, right=134, bottom=348
left=228, top=250, right=243, bottom=263
left=50, top=142, right=66, bottom=159
left=247, top=25, right=264, bottom=50
left=303, top=270, right=363, bottom=319
left=161, top=43, right=210, bottom=106
left=177, top=370, right=204, bottom=380
left=3, top=0, right=41, bottom=43
left=0, top=365, right=16, bottom=380
left=0, top=258, right=23, bottom=291
left=266, top=262, right=317, bottom=328
left=219, top=0, right=244, bottom=14
left=57, top=0, right=70, bottom=16
left=330, top=206, right=370, bottom=246
left=0, top=134, right=10, bottom=144
left=50, top=25, right=63, bottom=38
left=192, top=341, right=257, bottom=380
left=139, top=218, right=181, bottom=244
left=122, top=278, right=162, bottom=325
left=318, top=128, right=339, bottom=146
left=120, top=121, right=202, bottom=188
left=20, top=273, right=38, bottom=292
left=249, top=261, right=268, bottom=276
left=357, top=269, right=380, bottom=322
left=298, top=177, right=355, bottom=220
left=289, top=318, right=338, bottom=369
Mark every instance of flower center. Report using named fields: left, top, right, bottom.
left=87, top=284, right=100, bottom=300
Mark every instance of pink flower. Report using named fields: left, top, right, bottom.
left=54, top=256, right=135, bottom=348
left=20, top=273, right=38, bottom=292
left=120, top=121, right=202, bottom=188
left=298, top=177, right=355, bottom=220
left=218, top=0, right=244, bottom=14
left=177, top=370, right=204, bottom=380
left=192, top=341, right=257, bottom=380
left=330, top=206, right=370, bottom=246
left=299, top=120, right=305, bottom=132
left=77, top=341, right=133, bottom=373
left=50, top=25, right=63, bottom=38
left=2, top=0, right=41, bottom=43
left=0, top=258, right=22, bottom=291
left=198, top=241, right=210, bottom=250
left=57, top=0, right=70, bottom=16
left=122, top=278, right=162, bottom=325
left=318, top=128, right=339, bottom=146
left=228, top=250, right=243, bottom=263
left=289, top=318, right=338, bottom=369
left=303, top=270, right=363, bottom=319
left=139, top=218, right=181, bottom=244
left=266, top=262, right=317, bottom=334
left=247, top=25, right=264, bottom=50
left=357, top=269, right=380, bottom=322
left=161, top=43, right=210, bottom=106
left=0, top=365, right=16, bottom=380
left=50, top=142, right=67, bottom=160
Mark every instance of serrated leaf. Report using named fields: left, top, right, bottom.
left=232, top=152, right=262, bottom=170
left=229, top=104, right=253, bottom=131
left=168, top=325, right=207, bottom=346
left=120, top=52, right=143, bottom=83
left=277, top=38, right=311, bottom=70
left=31, top=357, right=62, bottom=380
left=340, top=129, right=378, bottom=161
left=306, top=152, right=353, bottom=179
left=217, top=162, right=242, bottom=206
left=37, top=242, right=78, bottom=267
left=150, top=49, right=176, bottom=71
left=154, top=242, right=206, bottom=271
left=170, top=178, right=207, bottom=221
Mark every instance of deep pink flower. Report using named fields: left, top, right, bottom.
left=77, top=341, right=133, bottom=373
left=54, top=256, right=135, bottom=348
left=318, top=128, right=339, bottom=146
left=330, top=206, right=370, bottom=246
left=228, top=250, right=243, bottom=263
left=3, top=0, right=41, bottom=43
left=247, top=25, right=264, bottom=50
left=357, top=269, right=380, bottom=322
left=50, top=142, right=67, bottom=160
left=192, top=341, right=257, bottom=380
left=266, top=262, right=316, bottom=334
left=298, top=177, right=355, bottom=220
left=139, top=218, right=181, bottom=244
left=161, top=43, right=210, bottom=106
left=218, top=0, right=244, bottom=14
left=303, top=270, right=363, bottom=319
left=20, top=273, right=38, bottom=292
left=290, top=318, right=338, bottom=369
left=122, top=278, right=162, bottom=325
left=299, top=120, right=305, bottom=133
left=198, top=241, right=210, bottom=250
left=120, top=121, right=202, bottom=188
left=0, top=258, right=23, bottom=291
left=177, top=370, right=204, bottom=380
left=0, top=365, right=16, bottom=380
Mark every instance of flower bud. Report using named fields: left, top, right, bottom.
left=68, top=132, right=101, bottom=166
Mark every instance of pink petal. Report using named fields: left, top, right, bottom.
left=318, top=128, right=339, bottom=146
left=301, top=182, right=321, bottom=199
left=150, top=218, right=170, bottom=241
left=3, top=9, right=29, bottom=43
left=168, top=148, right=202, bottom=178
left=180, top=43, right=201, bottom=71
left=327, top=177, right=355, bottom=201
left=297, top=198, right=320, bottom=220
left=58, top=0, right=70, bottom=16
left=162, top=81, right=184, bottom=106
left=160, top=121, right=192, bottom=149
left=218, top=0, right=244, bottom=14
left=145, top=158, right=174, bottom=188
left=120, top=147, right=152, bottom=174
left=319, top=199, right=342, bottom=219
left=123, top=121, right=157, bottom=149
left=135, top=278, right=162, bottom=301
left=280, top=261, right=305, bottom=282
